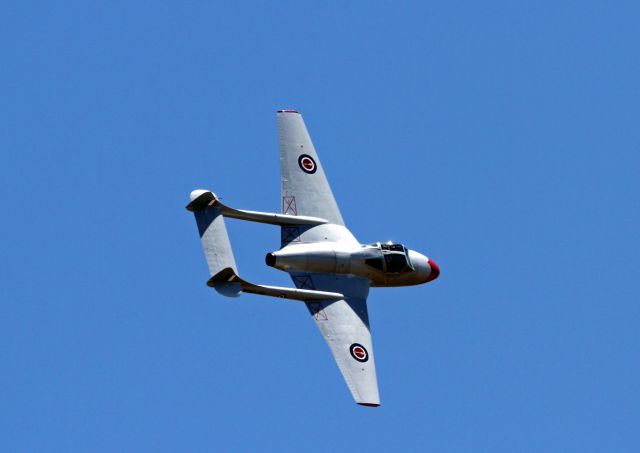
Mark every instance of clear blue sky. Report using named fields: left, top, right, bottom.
left=2, top=1, right=639, bottom=451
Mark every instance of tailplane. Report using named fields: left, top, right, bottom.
left=187, top=190, right=241, bottom=297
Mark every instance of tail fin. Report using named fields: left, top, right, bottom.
left=186, top=190, right=241, bottom=297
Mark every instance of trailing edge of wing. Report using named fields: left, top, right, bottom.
left=207, top=267, right=344, bottom=302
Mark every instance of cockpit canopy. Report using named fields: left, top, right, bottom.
left=365, top=242, right=413, bottom=273
left=379, top=243, right=406, bottom=252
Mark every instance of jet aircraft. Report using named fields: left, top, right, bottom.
left=187, top=110, right=440, bottom=406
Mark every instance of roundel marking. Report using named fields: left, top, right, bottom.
left=349, top=343, right=369, bottom=363
left=298, top=154, right=317, bottom=174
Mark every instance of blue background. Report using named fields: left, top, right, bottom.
left=2, top=1, right=639, bottom=451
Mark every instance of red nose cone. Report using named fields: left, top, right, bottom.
left=426, top=259, right=440, bottom=282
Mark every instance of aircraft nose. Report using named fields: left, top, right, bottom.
left=426, top=259, right=440, bottom=282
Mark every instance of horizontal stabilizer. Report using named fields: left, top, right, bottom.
left=187, top=190, right=240, bottom=297
left=208, top=268, right=344, bottom=302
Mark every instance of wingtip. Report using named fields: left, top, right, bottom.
left=357, top=402, right=381, bottom=408
left=277, top=109, right=299, bottom=114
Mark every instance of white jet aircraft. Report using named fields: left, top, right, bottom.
left=187, top=110, right=440, bottom=407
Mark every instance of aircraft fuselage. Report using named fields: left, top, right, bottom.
left=266, top=242, right=439, bottom=287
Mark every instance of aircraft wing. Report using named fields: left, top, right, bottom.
left=291, top=272, right=380, bottom=406
left=277, top=110, right=358, bottom=246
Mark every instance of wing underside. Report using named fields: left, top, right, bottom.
left=277, top=110, right=358, bottom=246
left=278, top=110, right=344, bottom=225
left=291, top=272, right=380, bottom=406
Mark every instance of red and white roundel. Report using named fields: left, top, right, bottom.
left=349, top=343, right=369, bottom=362
left=298, top=154, right=317, bottom=174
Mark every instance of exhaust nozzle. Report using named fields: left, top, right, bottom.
left=265, top=253, right=276, bottom=267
